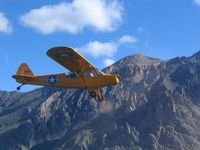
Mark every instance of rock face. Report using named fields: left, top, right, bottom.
left=1, top=52, right=200, bottom=150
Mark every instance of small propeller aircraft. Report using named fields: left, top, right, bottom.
left=12, top=46, right=121, bottom=101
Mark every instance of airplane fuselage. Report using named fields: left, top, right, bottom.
left=13, top=73, right=120, bottom=89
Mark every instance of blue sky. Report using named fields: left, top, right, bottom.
left=0, top=0, right=200, bottom=92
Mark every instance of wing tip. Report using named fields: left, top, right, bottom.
left=46, top=46, right=75, bottom=56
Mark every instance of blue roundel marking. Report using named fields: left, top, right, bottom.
left=48, top=75, right=57, bottom=84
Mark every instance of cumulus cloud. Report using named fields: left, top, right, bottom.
left=0, top=12, right=12, bottom=33
left=77, top=35, right=138, bottom=67
left=194, top=0, right=200, bottom=6
left=104, top=58, right=115, bottom=66
left=20, top=0, right=123, bottom=34
left=78, top=41, right=118, bottom=58
left=78, top=35, right=137, bottom=58
left=119, top=35, right=138, bottom=45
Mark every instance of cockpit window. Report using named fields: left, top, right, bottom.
left=66, top=68, right=102, bottom=78
left=83, top=69, right=99, bottom=77
left=66, top=72, right=77, bottom=78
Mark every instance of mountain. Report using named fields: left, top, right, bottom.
left=1, top=52, right=200, bottom=150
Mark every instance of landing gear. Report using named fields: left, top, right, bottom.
left=16, top=84, right=25, bottom=91
left=89, top=89, right=104, bottom=101
left=89, top=91, right=97, bottom=98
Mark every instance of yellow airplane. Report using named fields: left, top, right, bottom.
left=12, top=46, right=121, bottom=101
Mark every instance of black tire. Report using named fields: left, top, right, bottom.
left=17, top=87, right=20, bottom=91
left=90, top=91, right=96, bottom=98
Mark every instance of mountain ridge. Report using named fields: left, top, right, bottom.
left=1, top=51, right=200, bottom=150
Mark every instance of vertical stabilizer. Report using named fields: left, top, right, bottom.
left=16, top=63, right=34, bottom=77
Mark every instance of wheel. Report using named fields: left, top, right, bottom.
left=17, top=87, right=20, bottom=91
left=89, top=91, right=96, bottom=98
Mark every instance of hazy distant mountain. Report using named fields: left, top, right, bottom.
left=1, top=51, right=200, bottom=150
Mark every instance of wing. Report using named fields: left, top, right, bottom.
left=47, top=46, right=103, bottom=78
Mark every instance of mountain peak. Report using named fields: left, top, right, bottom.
left=192, top=50, right=200, bottom=57
left=189, top=50, right=200, bottom=62
left=116, top=53, right=161, bottom=66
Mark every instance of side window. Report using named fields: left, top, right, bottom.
left=66, top=72, right=77, bottom=78
left=83, top=69, right=95, bottom=77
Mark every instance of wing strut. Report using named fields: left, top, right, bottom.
left=78, top=58, right=87, bottom=88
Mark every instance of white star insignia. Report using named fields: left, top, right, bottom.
left=48, top=76, right=56, bottom=84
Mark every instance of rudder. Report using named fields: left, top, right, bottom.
left=16, top=63, right=34, bottom=77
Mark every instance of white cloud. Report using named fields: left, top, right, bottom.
left=78, top=41, right=118, bottom=58
left=78, top=35, right=138, bottom=58
left=194, top=0, right=200, bottom=6
left=104, top=58, right=115, bottom=67
left=0, top=12, right=12, bottom=33
left=20, top=0, right=123, bottom=34
left=119, top=35, right=138, bottom=45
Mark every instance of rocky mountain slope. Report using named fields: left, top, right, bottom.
left=1, top=51, right=200, bottom=150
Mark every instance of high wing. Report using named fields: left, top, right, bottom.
left=47, top=46, right=103, bottom=78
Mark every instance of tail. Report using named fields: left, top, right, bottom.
left=12, top=63, right=35, bottom=90
left=16, top=63, right=34, bottom=77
